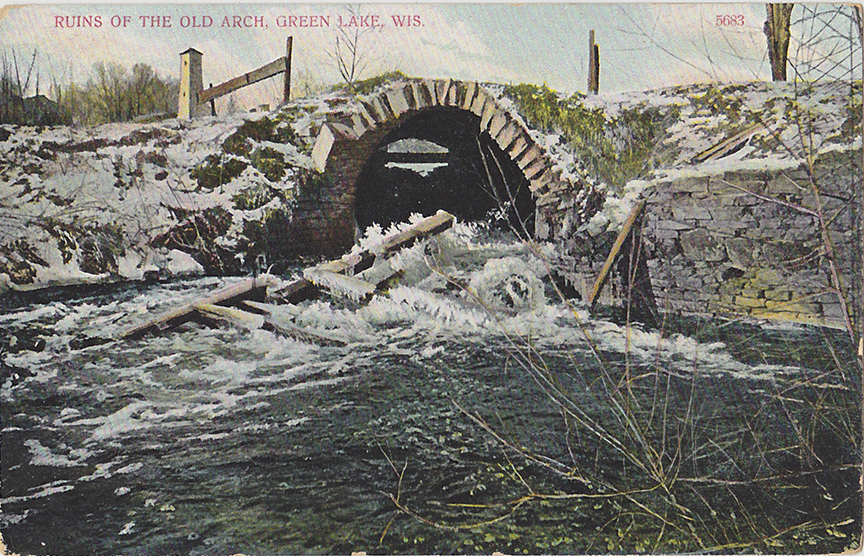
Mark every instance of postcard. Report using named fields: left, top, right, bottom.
left=0, top=3, right=861, bottom=555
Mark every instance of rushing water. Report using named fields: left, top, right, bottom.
left=2, top=223, right=861, bottom=555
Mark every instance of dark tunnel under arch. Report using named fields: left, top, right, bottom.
left=353, top=107, right=536, bottom=237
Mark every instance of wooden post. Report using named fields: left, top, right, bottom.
left=588, top=200, right=646, bottom=311
left=588, top=30, right=600, bottom=95
left=284, top=36, right=293, bottom=103
left=209, top=83, right=216, bottom=116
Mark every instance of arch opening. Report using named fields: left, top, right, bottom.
left=353, top=107, right=536, bottom=237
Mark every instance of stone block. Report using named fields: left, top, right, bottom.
left=736, top=295, right=766, bottom=308
left=680, top=228, right=727, bottom=262
left=470, top=89, right=490, bottom=116
left=821, top=302, right=849, bottom=320
left=460, top=81, right=478, bottom=111
left=664, top=177, right=709, bottom=194
left=680, top=277, right=705, bottom=289
left=434, top=79, right=451, bottom=105
left=523, top=158, right=547, bottom=181
left=705, top=205, right=746, bottom=220
left=739, top=288, right=764, bottom=298
left=445, top=81, right=460, bottom=105
left=420, top=80, right=438, bottom=106
left=488, top=111, right=508, bottom=137
left=363, top=98, right=388, bottom=123
left=672, top=204, right=713, bottom=220
left=480, top=99, right=498, bottom=130
left=349, top=113, right=370, bottom=137
left=653, top=220, right=692, bottom=231
left=645, top=229, right=678, bottom=243
left=764, top=289, right=792, bottom=301
left=494, top=121, right=522, bottom=151
left=768, top=176, right=807, bottom=196
left=731, top=195, right=764, bottom=206
left=751, top=268, right=785, bottom=287
left=516, top=144, right=542, bottom=171
left=311, top=124, right=336, bottom=173
left=385, top=89, right=410, bottom=117
left=725, top=237, right=760, bottom=268
left=507, top=134, right=531, bottom=160
left=410, top=82, right=430, bottom=109
left=356, top=103, right=377, bottom=128
left=765, top=299, right=815, bottom=313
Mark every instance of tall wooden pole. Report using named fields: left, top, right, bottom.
left=588, top=30, right=600, bottom=95
left=284, top=36, right=293, bottom=103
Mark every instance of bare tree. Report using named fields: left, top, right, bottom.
left=765, top=3, right=795, bottom=81
left=328, top=5, right=377, bottom=91
left=90, top=61, right=128, bottom=123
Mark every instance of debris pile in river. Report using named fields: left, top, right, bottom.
left=119, top=210, right=455, bottom=344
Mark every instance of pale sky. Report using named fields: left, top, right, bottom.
left=0, top=3, right=859, bottom=109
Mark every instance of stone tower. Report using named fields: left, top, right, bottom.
left=178, top=48, right=204, bottom=119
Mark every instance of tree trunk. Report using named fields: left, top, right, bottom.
left=765, top=3, right=795, bottom=81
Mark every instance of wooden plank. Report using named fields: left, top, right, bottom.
left=199, top=57, right=288, bottom=104
left=194, top=303, right=266, bottom=329
left=380, top=210, right=454, bottom=254
left=692, top=124, right=762, bottom=163
left=122, top=211, right=457, bottom=340
left=588, top=30, right=599, bottom=95
left=269, top=211, right=453, bottom=303
left=263, top=319, right=347, bottom=346
left=304, top=269, right=377, bottom=300
left=268, top=277, right=317, bottom=304
left=197, top=301, right=347, bottom=346
left=318, top=250, right=377, bottom=275
left=120, top=276, right=274, bottom=339
left=588, top=200, right=646, bottom=311
left=284, top=36, right=293, bottom=103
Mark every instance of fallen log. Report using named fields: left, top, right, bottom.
left=120, top=276, right=275, bottom=339
left=196, top=301, right=347, bottom=346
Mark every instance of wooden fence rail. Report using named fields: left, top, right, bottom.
left=179, top=37, right=293, bottom=119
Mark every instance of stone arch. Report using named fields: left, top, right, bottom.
left=302, top=79, right=579, bottom=255
left=352, top=106, right=537, bottom=236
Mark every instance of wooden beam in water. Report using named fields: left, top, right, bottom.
left=196, top=301, right=347, bottom=346
left=120, top=276, right=275, bottom=339
left=194, top=303, right=266, bottom=329
left=303, top=269, right=377, bottom=301
left=120, top=211, right=455, bottom=340
left=588, top=200, right=646, bottom=312
left=380, top=210, right=454, bottom=254
left=263, top=320, right=347, bottom=346
left=269, top=210, right=454, bottom=302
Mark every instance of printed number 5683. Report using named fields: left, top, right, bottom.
left=716, top=15, right=745, bottom=26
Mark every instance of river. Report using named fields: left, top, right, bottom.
left=1, top=223, right=860, bottom=554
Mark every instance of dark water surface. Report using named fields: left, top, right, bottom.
left=2, top=228, right=861, bottom=555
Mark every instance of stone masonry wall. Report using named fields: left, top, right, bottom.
left=303, top=79, right=601, bottom=257
left=642, top=151, right=860, bottom=328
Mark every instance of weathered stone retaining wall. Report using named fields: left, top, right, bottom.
left=641, top=151, right=860, bottom=328
left=556, top=151, right=860, bottom=329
